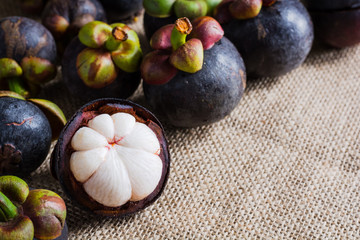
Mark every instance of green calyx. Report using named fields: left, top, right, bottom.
left=143, top=0, right=221, bottom=19
left=0, top=57, right=56, bottom=98
left=169, top=18, right=204, bottom=73
left=78, top=21, right=142, bottom=74
left=0, top=176, right=29, bottom=222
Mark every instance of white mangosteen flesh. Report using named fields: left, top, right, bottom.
left=70, top=113, right=163, bottom=207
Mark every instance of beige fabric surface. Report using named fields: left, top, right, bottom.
left=2, top=1, right=360, bottom=239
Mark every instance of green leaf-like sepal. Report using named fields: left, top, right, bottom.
left=78, top=21, right=112, bottom=48
left=112, top=42, right=143, bottom=73
left=143, top=0, right=176, bottom=18
left=20, top=57, right=57, bottom=85
left=170, top=38, right=204, bottom=73
left=0, top=58, right=22, bottom=79
left=174, top=0, right=208, bottom=19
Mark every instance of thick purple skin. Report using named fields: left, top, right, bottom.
left=51, top=98, right=170, bottom=217
left=309, top=8, right=360, bottom=48
left=302, top=0, right=360, bottom=11
left=221, top=0, right=313, bottom=78
left=61, top=37, right=141, bottom=103
left=99, top=0, right=143, bottom=21
left=0, top=16, right=57, bottom=65
left=143, top=37, right=246, bottom=128
left=143, top=13, right=177, bottom=40
left=42, top=0, right=106, bottom=41
left=0, top=97, right=51, bottom=177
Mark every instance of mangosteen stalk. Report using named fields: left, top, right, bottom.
left=7, top=78, right=30, bottom=98
left=105, top=27, right=129, bottom=52
left=171, top=17, right=193, bottom=50
left=0, top=192, right=18, bottom=222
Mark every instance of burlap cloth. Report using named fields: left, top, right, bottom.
left=2, top=1, right=360, bottom=239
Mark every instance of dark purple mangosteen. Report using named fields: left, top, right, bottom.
left=215, top=0, right=314, bottom=78
left=0, top=16, right=57, bottom=98
left=99, top=0, right=143, bottom=22
left=302, top=0, right=360, bottom=48
left=142, top=17, right=246, bottom=128
left=0, top=176, right=68, bottom=240
left=51, top=98, right=170, bottom=217
left=61, top=21, right=143, bottom=102
left=143, top=0, right=222, bottom=39
left=42, top=0, right=107, bottom=54
left=0, top=96, right=51, bottom=177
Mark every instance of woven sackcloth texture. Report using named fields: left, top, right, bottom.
left=1, top=1, right=360, bottom=239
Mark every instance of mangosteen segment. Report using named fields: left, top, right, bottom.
left=69, top=113, right=163, bottom=208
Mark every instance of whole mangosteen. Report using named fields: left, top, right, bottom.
left=0, top=16, right=57, bottom=98
left=51, top=98, right=170, bottom=217
left=42, top=0, right=107, bottom=54
left=143, top=0, right=222, bottom=38
left=99, top=0, right=143, bottom=22
left=141, top=17, right=246, bottom=127
left=0, top=95, right=52, bottom=176
left=302, top=0, right=360, bottom=48
left=0, top=175, right=68, bottom=240
left=215, top=0, right=314, bottom=78
left=61, top=21, right=143, bottom=102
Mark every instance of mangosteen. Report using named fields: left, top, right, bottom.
left=0, top=175, right=67, bottom=240
left=61, top=21, right=143, bottom=102
left=0, top=96, right=51, bottom=176
left=215, top=0, right=314, bottom=78
left=0, top=16, right=57, bottom=98
left=302, top=0, right=360, bottom=48
left=42, top=0, right=107, bottom=54
left=51, top=98, right=170, bottom=217
left=141, top=17, right=246, bottom=127
left=143, top=0, right=222, bottom=38
left=99, top=0, right=143, bottom=22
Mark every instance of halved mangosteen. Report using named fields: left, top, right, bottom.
left=215, top=0, right=314, bottom=78
left=303, top=0, right=360, bottom=48
left=141, top=17, right=246, bottom=127
left=51, top=98, right=170, bottom=217
left=42, top=0, right=107, bottom=54
left=61, top=21, right=143, bottom=102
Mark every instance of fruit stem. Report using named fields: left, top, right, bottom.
left=0, top=192, right=18, bottom=222
left=105, top=27, right=128, bottom=52
left=171, top=17, right=193, bottom=51
left=7, top=77, right=30, bottom=98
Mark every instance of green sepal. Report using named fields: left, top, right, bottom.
left=111, top=42, right=143, bottom=73
left=0, top=176, right=29, bottom=205
left=143, top=0, right=176, bottom=18
left=205, top=0, right=222, bottom=15
left=78, top=21, right=112, bottom=48
left=0, top=192, right=18, bottom=222
left=0, top=91, right=26, bottom=100
left=20, top=57, right=56, bottom=85
left=169, top=38, right=204, bottom=73
left=7, top=78, right=30, bottom=98
left=0, top=215, right=34, bottom=240
left=27, top=98, right=67, bottom=140
left=76, top=48, right=118, bottom=88
left=0, top=58, right=23, bottom=79
left=174, top=0, right=208, bottom=19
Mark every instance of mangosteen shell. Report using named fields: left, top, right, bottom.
left=0, top=97, right=52, bottom=176
left=143, top=37, right=246, bottom=128
left=143, top=13, right=177, bottom=39
left=0, top=16, right=57, bottom=65
left=51, top=98, right=170, bottom=217
left=99, top=0, right=143, bottom=21
left=61, top=37, right=141, bottom=103
left=302, top=0, right=360, bottom=11
left=42, top=0, right=107, bottom=41
left=221, top=0, right=314, bottom=78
